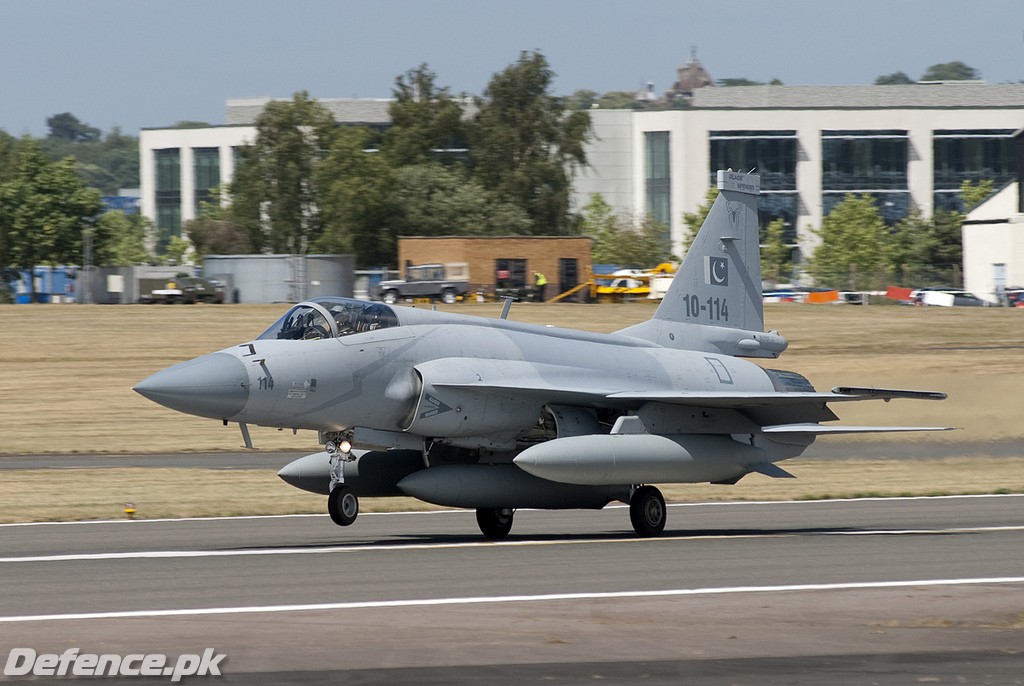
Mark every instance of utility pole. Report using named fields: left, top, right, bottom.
left=81, top=227, right=94, bottom=304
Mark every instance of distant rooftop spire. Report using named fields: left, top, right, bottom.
left=668, top=47, right=714, bottom=99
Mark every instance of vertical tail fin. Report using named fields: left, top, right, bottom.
left=655, top=171, right=763, bottom=331
left=618, top=171, right=787, bottom=358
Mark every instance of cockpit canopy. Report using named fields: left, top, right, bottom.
left=258, top=298, right=399, bottom=341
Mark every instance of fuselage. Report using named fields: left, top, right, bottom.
left=134, top=297, right=780, bottom=444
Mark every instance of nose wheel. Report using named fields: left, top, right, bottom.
left=629, top=485, right=666, bottom=537
left=328, top=485, right=359, bottom=527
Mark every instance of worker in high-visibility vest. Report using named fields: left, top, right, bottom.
left=533, top=272, right=547, bottom=301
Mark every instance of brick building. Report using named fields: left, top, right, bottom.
left=397, top=236, right=592, bottom=299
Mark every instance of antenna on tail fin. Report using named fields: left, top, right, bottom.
left=617, top=170, right=788, bottom=359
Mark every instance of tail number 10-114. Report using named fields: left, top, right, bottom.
left=684, top=295, right=729, bottom=322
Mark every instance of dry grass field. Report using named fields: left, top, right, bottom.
left=1, top=301, right=1021, bottom=522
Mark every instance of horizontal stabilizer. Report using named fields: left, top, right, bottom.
left=762, top=423, right=957, bottom=435
left=831, top=387, right=948, bottom=401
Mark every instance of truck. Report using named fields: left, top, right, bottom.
left=372, top=263, right=470, bottom=304
left=139, top=275, right=226, bottom=304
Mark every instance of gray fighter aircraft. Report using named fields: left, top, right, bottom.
left=134, top=171, right=951, bottom=539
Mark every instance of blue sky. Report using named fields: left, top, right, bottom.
left=2, top=0, right=1022, bottom=136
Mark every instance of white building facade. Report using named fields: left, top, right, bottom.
left=139, top=86, right=1024, bottom=289
left=139, top=98, right=391, bottom=250
left=574, top=84, right=1024, bottom=263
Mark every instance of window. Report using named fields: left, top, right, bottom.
left=709, top=131, right=797, bottom=190
left=821, top=131, right=910, bottom=225
left=822, top=192, right=910, bottom=226
left=709, top=131, right=798, bottom=237
left=495, top=258, right=527, bottom=290
left=154, top=149, right=181, bottom=251
left=933, top=129, right=1016, bottom=212
left=645, top=131, right=671, bottom=225
left=193, top=147, right=220, bottom=213
left=822, top=130, right=908, bottom=191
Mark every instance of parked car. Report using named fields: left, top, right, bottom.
left=372, top=264, right=470, bottom=304
left=910, top=287, right=990, bottom=307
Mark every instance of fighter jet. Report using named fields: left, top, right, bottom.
left=134, top=171, right=951, bottom=539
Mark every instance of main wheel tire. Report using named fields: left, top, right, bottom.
left=328, top=485, right=359, bottom=527
left=441, top=289, right=457, bottom=304
left=382, top=290, right=399, bottom=304
left=476, top=507, right=514, bottom=540
left=629, top=485, right=666, bottom=537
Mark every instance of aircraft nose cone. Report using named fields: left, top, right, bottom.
left=134, top=352, right=249, bottom=420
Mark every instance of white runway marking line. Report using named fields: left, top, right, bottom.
left=1, top=577, right=1022, bottom=624
left=0, top=510, right=464, bottom=528
left=3, top=525, right=1023, bottom=564
left=1, top=492, right=1020, bottom=528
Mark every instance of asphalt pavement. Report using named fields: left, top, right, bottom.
left=1, top=496, right=1022, bottom=685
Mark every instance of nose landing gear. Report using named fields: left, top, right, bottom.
left=325, top=431, right=359, bottom=527
left=328, top=485, right=359, bottom=527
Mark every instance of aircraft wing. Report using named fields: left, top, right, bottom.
left=426, top=359, right=948, bottom=411
left=604, top=387, right=951, bottom=431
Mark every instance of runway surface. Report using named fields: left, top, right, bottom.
left=1, top=438, right=1020, bottom=470
left=1, top=495, right=1023, bottom=684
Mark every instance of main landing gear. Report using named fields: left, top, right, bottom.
left=476, top=507, right=514, bottom=540
left=629, top=485, right=666, bottom=537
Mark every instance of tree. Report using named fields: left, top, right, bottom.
left=596, top=91, right=643, bottom=109
left=469, top=50, right=592, bottom=234
left=809, top=194, right=888, bottom=290
left=228, top=92, right=336, bottom=254
left=960, top=178, right=994, bottom=211
left=566, top=89, right=599, bottom=110
left=920, top=61, right=980, bottom=81
left=681, top=187, right=718, bottom=255
left=875, top=71, right=914, bottom=85
left=388, top=163, right=531, bottom=237
left=760, top=218, right=792, bottom=285
left=84, top=127, right=140, bottom=194
left=36, top=116, right=140, bottom=194
left=718, top=78, right=764, bottom=87
left=161, top=235, right=192, bottom=265
left=0, top=131, right=18, bottom=183
left=0, top=141, right=102, bottom=298
left=93, top=210, right=152, bottom=265
left=46, top=113, right=100, bottom=143
left=887, top=207, right=930, bottom=284
left=382, top=65, right=467, bottom=166
left=580, top=194, right=618, bottom=262
left=583, top=194, right=670, bottom=267
left=313, top=127, right=397, bottom=266
left=185, top=216, right=253, bottom=258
